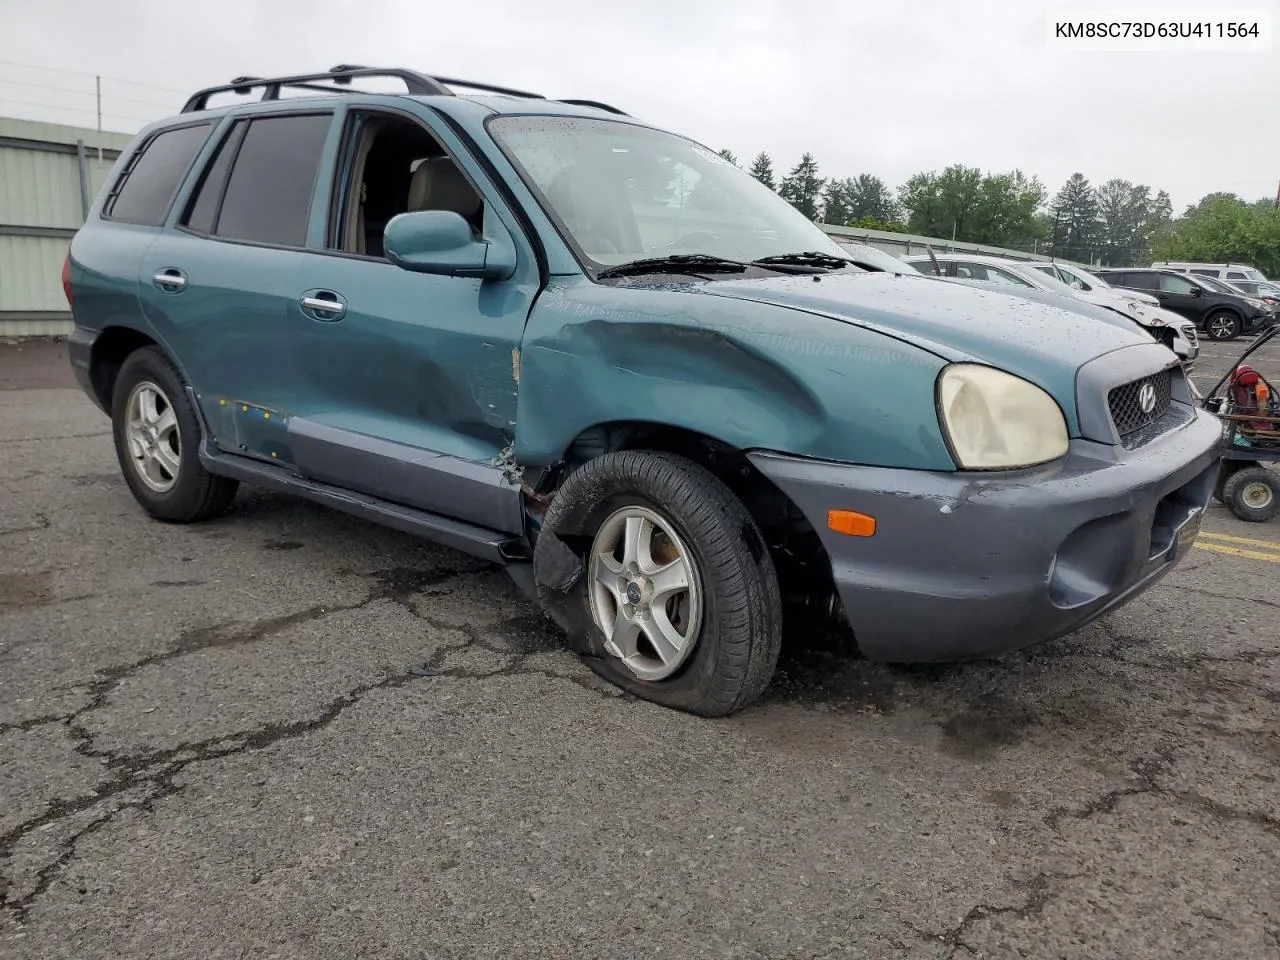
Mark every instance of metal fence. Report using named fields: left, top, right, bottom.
left=0, top=117, right=131, bottom=337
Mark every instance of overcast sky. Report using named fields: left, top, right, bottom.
left=1, top=0, right=1276, bottom=211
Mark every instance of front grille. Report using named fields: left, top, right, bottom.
left=1108, top=369, right=1173, bottom=438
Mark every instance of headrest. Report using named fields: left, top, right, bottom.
left=407, top=156, right=482, bottom=222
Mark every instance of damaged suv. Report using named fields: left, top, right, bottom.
left=66, top=67, right=1222, bottom=716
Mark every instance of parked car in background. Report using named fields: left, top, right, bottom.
left=830, top=239, right=918, bottom=274
left=1152, top=261, right=1269, bottom=283
left=64, top=65, right=1224, bottom=716
left=903, top=253, right=1199, bottom=368
left=1218, top=278, right=1280, bottom=308
left=1097, top=267, right=1275, bottom=341
left=1192, top=273, right=1279, bottom=312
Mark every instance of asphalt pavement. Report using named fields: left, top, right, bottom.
left=2, top=335, right=1279, bottom=960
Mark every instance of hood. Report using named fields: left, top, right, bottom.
left=695, top=271, right=1150, bottom=418
left=1097, top=286, right=1159, bottom=305
left=1076, top=287, right=1153, bottom=312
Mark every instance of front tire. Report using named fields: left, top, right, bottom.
left=1222, top=466, right=1280, bottom=523
left=1204, top=310, right=1241, bottom=341
left=533, top=451, right=783, bottom=716
left=110, top=346, right=239, bottom=523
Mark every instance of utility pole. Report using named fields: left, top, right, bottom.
left=1274, top=179, right=1279, bottom=209
left=95, top=75, right=103, bottom=164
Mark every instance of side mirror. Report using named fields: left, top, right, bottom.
left=1188, top=286, right=1202, bottom=297
left=383, top=210, right=516, bottom=280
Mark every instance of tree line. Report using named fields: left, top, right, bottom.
left=717, top=149, right=1279, bottom=273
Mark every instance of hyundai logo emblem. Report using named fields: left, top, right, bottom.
left=1138, top=382, right=1157, bottom=414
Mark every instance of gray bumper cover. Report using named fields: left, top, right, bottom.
left=749, top=406, right=1222, bottom=663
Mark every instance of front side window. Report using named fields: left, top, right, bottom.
left=1157, top=273, right=1196, bottom=294
left=488, top=115, right=847, bottom=268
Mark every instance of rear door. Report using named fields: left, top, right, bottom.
left=72, top=120, right=216, bottom=337
left=137, top=108, right=337, bottom=461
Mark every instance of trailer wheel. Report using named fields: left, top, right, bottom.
left=1222, top=466, right=1280, bottom=523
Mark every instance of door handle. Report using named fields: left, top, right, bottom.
left=299, top=291, right=346, bottom=321
left=153, top=268, right=187, bottom=292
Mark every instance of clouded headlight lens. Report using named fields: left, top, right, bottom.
left=937, top=364, right=1069, bottom=469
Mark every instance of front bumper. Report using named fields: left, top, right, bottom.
left=1246, top=311, right=1274, bottom=332
left=749, top=407, right=1222, bottom=663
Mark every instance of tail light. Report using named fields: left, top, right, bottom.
left=62, top=254, right=73, bottom=308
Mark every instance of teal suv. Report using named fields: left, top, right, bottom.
left=66, top=67, right=1222, bottom=715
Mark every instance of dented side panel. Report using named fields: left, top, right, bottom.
left=513, top=278, right=954, bottom=470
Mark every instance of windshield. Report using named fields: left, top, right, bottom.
left=1194, top=275, right=1237, bottom=294
left=834, top=242, right=914, bottom=272
left=488, top=115, right=848, bottom=268
left=1060, top=265, right=1114, bottom=290
left=1001, top=262, right=1074, bottom=294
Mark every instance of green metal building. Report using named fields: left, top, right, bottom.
left=0, top=117, right=132, bottom=337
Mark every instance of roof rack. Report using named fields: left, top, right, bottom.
left=180, top=64, right=629, bottom=116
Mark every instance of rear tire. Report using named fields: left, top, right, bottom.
left=110, top=346, right=239, bottom=523
left=1221, top=466, right=1280, bottom=523
left=1204, top=310, right=1241, bottom=341
left=532, top=450, right=783, bottom=716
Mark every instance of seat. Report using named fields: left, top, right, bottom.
left=407, top=156, right=483, bottom=234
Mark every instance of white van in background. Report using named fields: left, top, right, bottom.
left=1151, top=261, right=1269, bottom=282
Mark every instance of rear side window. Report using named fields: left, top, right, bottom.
left=1122, top=272, right=1156, bottom=290
left=106, top=123, right=212, bottom=225
left=207, top=113, right=333, bottom=247
left=1189, top=269, right=1217, bottom=277
left=1227, top=271, right=1248, bottom=279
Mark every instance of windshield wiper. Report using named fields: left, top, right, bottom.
left=595, top=255, right=751, bottom=279
left=752, top=251, right=876, bottom=272
left=596, top=253, right=830, bottom=279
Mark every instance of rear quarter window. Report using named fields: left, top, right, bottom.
left=105, top=123, right=213, bottom=226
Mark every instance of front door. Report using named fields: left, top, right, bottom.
left=285, top=102, right=542, bottom=534
left=1152, top=272, right=1206, bottom=324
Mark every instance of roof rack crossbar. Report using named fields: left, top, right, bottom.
left=181, top=66, right=452, bottom=113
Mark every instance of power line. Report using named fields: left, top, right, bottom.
left=0, top=58, right=188, bottom=96
left=0, top=76, right=176, bottom=110
left=0, top=97, right=159, bottom=125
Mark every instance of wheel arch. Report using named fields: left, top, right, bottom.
left=527, top=419, right=841, bottom=624
left=87, top=325, right=163, bottom=410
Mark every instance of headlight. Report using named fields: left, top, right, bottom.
left=937, top=364, right=1069, bottom=470
left=1246, top=297, right=1266, bottom=309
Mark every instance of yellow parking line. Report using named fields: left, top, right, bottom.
left=1194, top=541, right=1280, bottom=563
left=1197, top=531, right=1280, bottom=551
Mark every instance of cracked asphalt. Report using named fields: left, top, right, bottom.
left=2, top=336, right=1279, bottom=960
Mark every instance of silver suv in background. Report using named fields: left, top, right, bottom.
left=1152, top=261, right=1269, bottom=283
